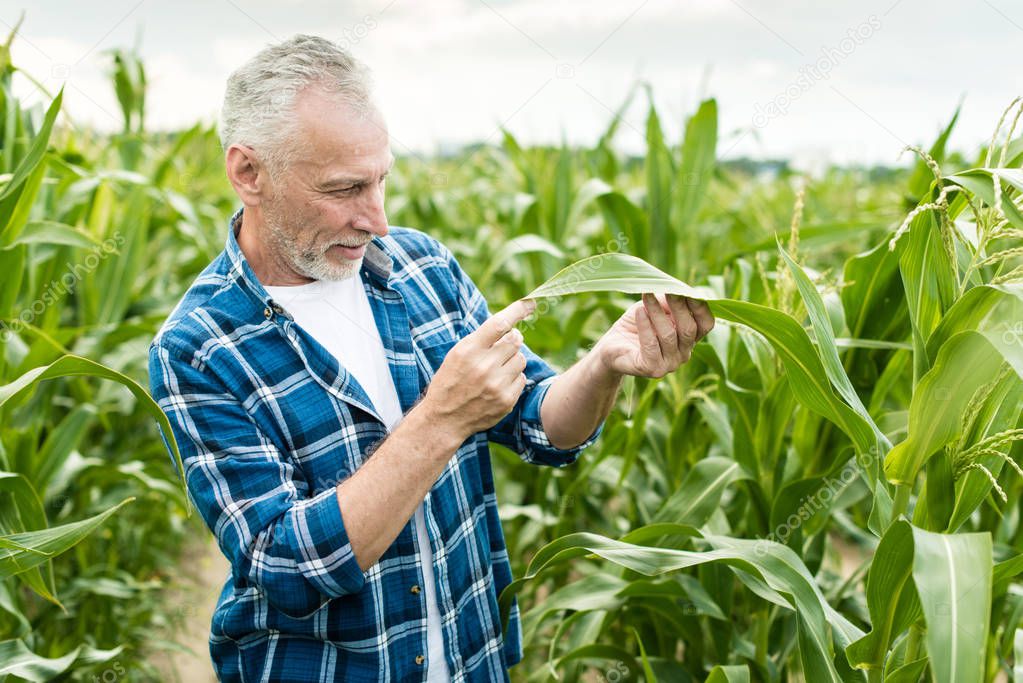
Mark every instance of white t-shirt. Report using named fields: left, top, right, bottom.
left=265, top=275, right=451, bottom=682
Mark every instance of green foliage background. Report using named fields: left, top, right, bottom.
left=1, top=33, right=1022, bottom=683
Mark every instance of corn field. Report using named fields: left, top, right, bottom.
left=1, top=26, right=1023, bottom=683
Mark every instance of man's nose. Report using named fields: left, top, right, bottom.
left=352, top=182, right=388, bottom=237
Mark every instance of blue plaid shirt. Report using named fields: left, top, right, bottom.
left=148, top=209, right=602, bottom=682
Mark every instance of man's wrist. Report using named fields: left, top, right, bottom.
left=587, top=339, right=626, bottom=388
left=406, top=395, right=467, bottom=453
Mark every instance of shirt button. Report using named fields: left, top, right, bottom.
left=410, top=584, right=421, bottom=594
left=415, top=655, right=425, bottom=665
left=263, top=306, right=272, bottom=319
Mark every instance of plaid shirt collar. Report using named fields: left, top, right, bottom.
left=221, top=207, right=402, bottom=424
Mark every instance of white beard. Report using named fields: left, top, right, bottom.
left=262, top=198, right=365, bottom=281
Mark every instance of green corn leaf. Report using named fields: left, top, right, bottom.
left=769, top=464, right=867, bottom=548
left=778, top=246, right=876, bottom=429
left=524, top=252, right=877, bottom=457
left=0, top=88, right=62, bottom=204
left=551, top=644, right=643, bottom=683
left=910, top=526, right=991, bottom=683
left=994, top=553, right=1023, bottom=597
left=652, top=456, right=748, bottom=527
left=632, top=627, right=658, bottom=683
left=675, top=98, right=717, bottom=271
left=947, top=368, right=1022, bottom=531
left=730, top=221, right=888, bottom=259
left=31, top=404, right=96, bottom=497
left=644, top=89, right=675, bottom=274
left=921, top=449, right=955, bottom=531
left=523, top=573, right=626, bottom=627
left=883, top=331, right=1006, bottom=484
left=841, top=238, right=907, bottom=344
left=0, top=472, right=57, bottom=606
left=0, top=151, right=47, bottom=247
left=597, top=191, right=648, bottom=258
left=499, top=528, right=859, bottom=683
left=524, top=252, right=708, bottom=300
left=947, top=168, right=1023, bottom=230
left=0, top=242, right=24, bottom=321
left=907, top=105, right=959, bottom=198
left=566, top=179, right=614, bottom=239
left=1015, top=629, right=1023, bottom=683
left=0, top=639, right=79, bottom=681
left=926, top=282, right=1023, bottom=378
left=549, top=145, right=573, bottom=239
left=883, top=658, right=928, bottom=683
left=0, top=355, right=188, bottom=509
left=846, top=520, right=921, bottom=671
left=778, top=246, right=891, bottom=482
left=832, top=338, right=912, bottom=351
left=893, top=200, right=957, bottom=382
left=706, top=664, right=750, bottom=683
left=847, top=522, right=991, bottom=682
left=0, top=473, right=45, bottom=540
left=90, top=186, right=149, bottom=325
left=1, top=220, right=101, bottom=250
left=479, top=232, right=564, bottom=287
left=619, top=575, right=726, bottom=619
left=0, top=498, right=133, bottom=580
left=0, top=89, right=64, bottom=247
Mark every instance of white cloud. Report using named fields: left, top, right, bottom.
left=11, top=35, right=123, bottom=129
left=3, top=0, right=1020, bottom=164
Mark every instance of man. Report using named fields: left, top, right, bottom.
left=149, top=34, right=713, bottom=683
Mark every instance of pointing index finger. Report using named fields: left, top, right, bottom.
left=474, top=299, right=536, bottom=346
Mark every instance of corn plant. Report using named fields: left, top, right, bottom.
left=484, top=98, right=1023, bottom=682
left=0, top=28, right=205, bottom=679
left=2, top=23, right=1022, bottom=682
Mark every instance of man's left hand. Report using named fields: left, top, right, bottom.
left=593, top=293, right=715, bottom=379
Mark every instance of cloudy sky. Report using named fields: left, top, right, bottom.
left=3, top=0, right=1022, bottom=169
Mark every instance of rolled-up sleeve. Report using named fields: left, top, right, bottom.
left=440, top=244, right=604, bottom=467
left=513, top=372, right=603, bottom=465
left=149, top=339, right=367, bottom=619
left=487, top=362, right=604, bottom=466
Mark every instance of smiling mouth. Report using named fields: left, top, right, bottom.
left=328, top=243, right=368, bottom=259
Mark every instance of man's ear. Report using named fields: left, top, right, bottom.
left=225, top=144, right=269, bottom=206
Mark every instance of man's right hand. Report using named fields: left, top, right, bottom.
left=419, top=299, right=537, bottom=442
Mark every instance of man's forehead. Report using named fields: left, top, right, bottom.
left=293, top=88, right=384, bottom=137
left=308, top=151, right=395, bottom=185
left=290, top=90, right=392, bottom=178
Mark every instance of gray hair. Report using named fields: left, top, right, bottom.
left=218, top=34, right=375, bottom=176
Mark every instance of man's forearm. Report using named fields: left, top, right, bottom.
left=540, top=349, right=623, bottom=450
left=335, top=404, right=464, bottom=571
left=337, top=348, right=619, bottom=572
left=335, top=298, right=537, bottom=572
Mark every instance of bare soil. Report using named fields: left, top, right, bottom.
left=150, top=532, right=229, bottom=682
